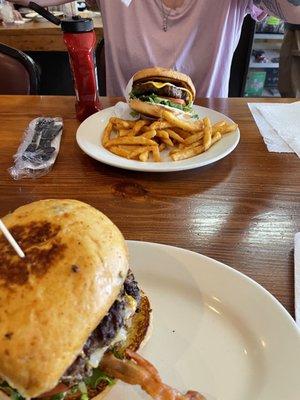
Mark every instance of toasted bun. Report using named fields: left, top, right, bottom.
left=129, top=98, right=193, bottom=120
left=132, top=67, right=196, bottom=101
left=129, top=98, right=171, bottom=119
left=65, top=292, right=152, bottom=400
left=0, top=199, right=129, bottom=398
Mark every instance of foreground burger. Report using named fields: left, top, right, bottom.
left=129, top=67, right=196, bottom=118
left=0, top=200, right=205, bottom=400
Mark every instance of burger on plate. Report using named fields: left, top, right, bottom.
left=0, top=200, right=205, bottom=400
left=129, top=67, right=196, bottom=119
left=0, top=199, right=151, bottom=400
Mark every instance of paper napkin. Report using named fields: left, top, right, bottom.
left=295, top=233, right=300, bottom=327
left=248, top=102, right=300, bottom=157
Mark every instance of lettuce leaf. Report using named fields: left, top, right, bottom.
left=0, top=370, right=115, bottom=400
left=50, top=394, right=65, bottom=400
left=0, top=382, right=24, bottom=400
left=84, top=368, right=115, bottom=388
left=130, top=93, right=199, bottom=118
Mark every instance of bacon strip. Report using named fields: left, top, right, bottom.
left=100, top=350, right=206, bottom=400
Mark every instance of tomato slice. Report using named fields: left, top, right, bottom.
left=161, top=97, right=186, bottom=105
left=37, top=383, right=69, bottom=398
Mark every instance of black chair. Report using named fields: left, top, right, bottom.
left=0, top=43, right=40, bottom=94
left=96, top=38, right=106, bottom=96
left=229, top=15, right=256, bottom=97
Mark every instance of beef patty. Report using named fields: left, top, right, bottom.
left=132, top=82, right=189, bottom=102
left=61, top=270, right=140, bottom=385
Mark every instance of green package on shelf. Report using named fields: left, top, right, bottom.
left=244, top=70, right=267, bottom=97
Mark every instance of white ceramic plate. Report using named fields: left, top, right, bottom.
left=25, top=11, right=62, bottom=20
left=25, top=12, right=38, bottom=18
left=76, top=105, right=240, bottom=172
left=107, top=241, right=300, bottom=400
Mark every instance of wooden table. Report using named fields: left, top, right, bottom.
left=0, top=16, right=103, bottom=51
left=0, top=96, right=299, bottom=317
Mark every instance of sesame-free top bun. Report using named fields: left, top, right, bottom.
left=0, top=199, right=129, bottom=398
left=132, top=67, right=196, bottom=101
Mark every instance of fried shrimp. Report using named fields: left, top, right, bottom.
left=100, top=350, right=206, bottom=400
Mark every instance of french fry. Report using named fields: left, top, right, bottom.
left=215, top=122, right=238, bottom=135
left=142, top=129, right=157, bottom=139
left=131, top=119, right=149, bottom=136
left=183, top=131, right=204, bottom=146
left=140, top=125, right=151, bottom=133
left=184, top=141, right=204, bottom=150
left=101, top=115, right=238, bottom=163
left=149, top=120, right=172, bottom=130
left=171, top=141, right=202, bottom=154
left=156, top=130, right=169, bottom=139
left=109, top=146, right=131, bottom=158
left=118, top=145, right=141, bottom=151
left=119, top=128, right=132, bottom=137
left=203, top=117, right=212, bottom=151
left=105, top=136, right=157, bottom=147
left=156, top=130, right=174, bottom=147
left=172, top=128, right=191, bottom=139
left=224, top=123, right=238, bottom=133
left=139, top=151, right=149, bottom=162
left=169, top=147, right=181, bottom=155
left=102, top=121, right=113, bottom=146
left=212, top=121, right=226, bottom=134
left=171, top=132, right=222, bottom=161
left=163, top=138, right=174, bottom=147
left=212, top=132, right=222, bottom=142
left=166, top=129, right=184, bottom=143
left=162, top=110, right=203, bottom=132
left=110, top=117, right=136, bottom=129
left=171, top=144, right=205, bottom=161
left=151, top=145, right=161, bottom=162
left=129, top=146, right=151, bottom=159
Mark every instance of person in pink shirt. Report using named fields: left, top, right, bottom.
left=10, top=0, right=300, bottom=96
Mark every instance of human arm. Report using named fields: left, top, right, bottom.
left=12, top=8, right=23, bottom=20
left=253, top=0, right=300, bottom=23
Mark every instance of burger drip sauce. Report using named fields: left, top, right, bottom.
left=62, top=17, right=102, bottom=122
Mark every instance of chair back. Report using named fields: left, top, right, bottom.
left=0, top=43, right=40, bottom=94
left=229, top=15, right=256, bottom=97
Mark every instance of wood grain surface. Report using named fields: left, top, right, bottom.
left=0, top=17, right=103, bottom=51
left=0, top=95, right=299, bottom=317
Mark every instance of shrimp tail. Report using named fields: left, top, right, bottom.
left=100, top=350, right=206, bottom=400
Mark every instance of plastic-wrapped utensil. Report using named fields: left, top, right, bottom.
left=0, top=0, right=15, bottom=24
left=9, top=117, right=63, bottom=179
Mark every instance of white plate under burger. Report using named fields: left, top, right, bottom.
left=25, top=11, right=63, bottom=20
left=76, top=104, right=240, bottom=173
left=106, top=241, right=300, bottom=400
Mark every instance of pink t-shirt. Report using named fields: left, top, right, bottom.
left=98, top=0, right=266, bottom=97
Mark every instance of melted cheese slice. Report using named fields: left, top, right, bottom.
left=143, top=81, right=193, bottom=103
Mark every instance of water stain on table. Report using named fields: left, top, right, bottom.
left=112, top=181, right=149, bottom=200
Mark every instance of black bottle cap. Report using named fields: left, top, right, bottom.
left=61, top=16, right=94, bottom=33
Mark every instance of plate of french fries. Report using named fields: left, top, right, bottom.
left=76, top=105, right=240, bottom=172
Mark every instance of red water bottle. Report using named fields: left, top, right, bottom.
left=62, top=17, right=102, bottom=122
